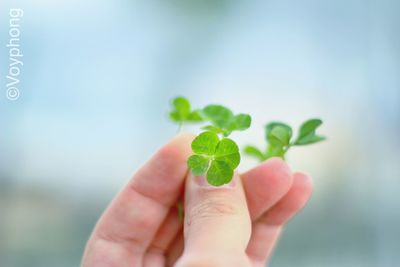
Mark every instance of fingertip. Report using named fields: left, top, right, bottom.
left=173, top=132, right=197, bottom=145
left=260, top=157, right=293, bottom=183
left=244, top=157, right=292, bottom=186
left=130, top=133, right=195, bottom=208
left=292, top=172, right=314, bottom=201
left=242, top=157, right=293, bottom=220
left=158, top=132, right=195, bottom=160
left=259, top=172, right=314, bottom=225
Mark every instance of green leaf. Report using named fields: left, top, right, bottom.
left=230, top=114, right=252, bottom=131
left=188, top=132, right=241, bottom=186
left=187, top=155, right=209, bottom=176
left=294, top=119, right=325, bottom=145
left=168, top=96, right=204, bottom=125
left=244, top=119, right=325, bottom=163
left=296, top=135, right=326, bottom=145
left=265, top=122, right=292, bottom=141
left=187, top=110, right=203, bottom=122
left=214, top=138, right=240, bottom=169
left=206, top=160, right=233, bottom=186
left=200, top=105, right=252, bottom=137
left=201, top=125, right=225, bottom=134
left=267, top=126, right=292, bottom=147
left=266, top=144, right=286, bottom=159
left=244, top=146, right=266, bottom=161
left=201, top=105, right=234, bottom=129
left=264, top=123, right=292, bottom=160
left=191, top=131, right=219, bottom=155
left=169, top=97, right=190, bottom=121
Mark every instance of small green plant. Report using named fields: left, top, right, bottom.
left=169, top=97, right=251, bottom=186
left=168, top=96, right=325, bottom=186
left=244, top=119, right=325, bottom=161
left=169, top=97, right=203, bottom=130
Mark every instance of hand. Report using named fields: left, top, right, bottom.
left=81, top=134, right=313, bottom=267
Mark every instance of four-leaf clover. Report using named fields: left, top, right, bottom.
left=187, top=131, right=240, bottom=186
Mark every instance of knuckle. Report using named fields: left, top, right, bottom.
left=187, top=198, right=237, bottom=224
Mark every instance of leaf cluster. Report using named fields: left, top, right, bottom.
left=169, top=96, right=326, bottom=186
left=201, top=105, right=251, bottom=137
left=169, top=97, right=251, bottom=186
left=244, top=119, right=325, bottom=162
left=169, top=97, right=203, bottom=124
left=188, top=131, right=240, bottom=186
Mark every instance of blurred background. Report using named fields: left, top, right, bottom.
left=1, top=0, right=399, bottom=266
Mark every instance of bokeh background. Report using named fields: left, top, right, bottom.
left=1, top=0, right=399, bottom=266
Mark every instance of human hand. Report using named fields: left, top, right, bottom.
left=81, top=134, right=313, bottom=267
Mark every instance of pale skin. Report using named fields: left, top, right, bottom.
left=81, top=133, right=313, bottom=267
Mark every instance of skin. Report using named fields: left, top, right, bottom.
left=81, top=133, right=313, bottom=267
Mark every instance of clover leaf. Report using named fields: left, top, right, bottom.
left=201, top=105, right=234, bottom=129
left=201, top=105, right=251, bottom=136
left=267, top=125, right=292, bottom=147
left=187, top=131, right=240, bottom=186
left=244, top=119, right=325, bottom=162
left=169, top=96, right=203, bottom=126
left=293, top=118, right=326, bottom=145
left=243, top=145, right=266, bottom=161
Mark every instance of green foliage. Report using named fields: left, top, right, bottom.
left=244, top=119, right=325, bottom=161
left=243, top=146, right=265, bottom=162
left=294, top=119, right=326, bottom=145
left=201, top=105, right=251, bottom=136
left=169, top=96, right=203, bottom=125
left=168, top=96, right=325, bottom=186
left=187, top=131, right=240, bottom=186
left=168, top=97, right=248, bottom=186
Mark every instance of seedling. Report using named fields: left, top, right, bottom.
left=169, top=97, right=251, bottom=186
left=244, top=119, right=325, bottom=161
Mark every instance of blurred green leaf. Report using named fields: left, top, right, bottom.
left=229, top=114, right=252, bottom=131
left=294, top=119, right=325, bottom=145
left=267, top=126, right=292, bottom=147
left=244, top=146, right=266, bottom=161
left=201, top=104, right=234, bottom=129
left=265, top=122, right=292, bottom=141
left=169, top=96, right=204, bottom=125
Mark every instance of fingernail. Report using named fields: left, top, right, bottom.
left=192, top=174, right=236, bottom=189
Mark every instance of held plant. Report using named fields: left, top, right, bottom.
left=244, top=119, right=326, bottom=161
left=168, top=96, right=326, bottom=186
left=169, top=97, right=251, bottom=186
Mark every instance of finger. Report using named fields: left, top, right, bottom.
left=82, top=133, right=194, bottom=267
left=166, top=233, right=184, bottom=267
left=180, top=173, right=251, bottom=258
left=241, top=158, right=293, bottom=220
left=143, top=205, right=183, bottom=267
left=246, top=172, right=313, bottom=266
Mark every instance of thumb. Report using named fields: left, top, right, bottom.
left=181, top=172, right=251, bottom=258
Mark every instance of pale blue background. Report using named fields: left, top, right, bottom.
left=1, top=0, right=399, bottom=266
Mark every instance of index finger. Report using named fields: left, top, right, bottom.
left=82, top=133, right=194, bottom=267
